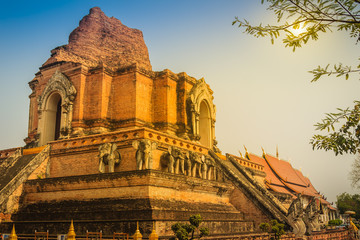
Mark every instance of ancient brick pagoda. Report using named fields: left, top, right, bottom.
left=0, top=7, right=340, bottom=239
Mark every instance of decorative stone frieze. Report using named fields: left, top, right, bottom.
left=188, top=78, right=216, bottom=148
left=37, top=70, right=76, bottom=145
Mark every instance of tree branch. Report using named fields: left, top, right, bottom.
left=335, top=0, right=358, bottom=21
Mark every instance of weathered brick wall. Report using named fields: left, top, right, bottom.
left=230, top=188, right=271, bottom=230
left=109, top=72, right=136, bottom=121
left=135, top=72, right=154, bottom=124
left=8, top=170, right=248, bottom=237
left=27, top=61, right=201, bottom=144
left=48, top=128, right=208, bottom=177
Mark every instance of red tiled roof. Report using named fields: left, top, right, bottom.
left=243, top=152, right=335, bottom=209
left=248, top=153, right=293, bottom=195
left=294, top=170, right=320, bottom=196
left=267, top=183, right=295, bottom=197
left=285, top=182, right=319, bottom=197
left=264, top=154, right=308, bottom=187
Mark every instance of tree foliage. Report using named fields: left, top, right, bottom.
left=233, top=0, right=360, bottom=155
left=336, top=192, right=360, bottom=219
left=350, top=155, right=360, bottom=188
left=328, top=219, right=343, bottom=226
left=259, top=219, right=285, bottom=240
left=311, top=101, right=360, bottom=155
left=171, top=214, right=209, bottom=240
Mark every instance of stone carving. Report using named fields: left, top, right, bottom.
left=37, top=70, right=77, bottom=115
left=161, top=148, right=174, bottom=173
left=204, top=156, right=216, bottom=180
left=132, top=140, right=157, bottom=170
left=98, top=143, right=121, bottom=173
left=189, top=151, right=204, bottom=178
left=287, top=195, right=306, bottom=238
left=161, top=147, right=189, bottom=175
left=160, top=149, right=220, bottom=180
left=0, top=146, right=50, bottom=214
left=184, top=152, right=192, bottom=176
left=37, top=70, right=77, bottom=145
left=201, top=156, right=208, bottom=179
left=304, top=197, right=321, bottom=234
left=188, top=78, right=216, bottom=146
left=212, top=139, right=221, bottom=153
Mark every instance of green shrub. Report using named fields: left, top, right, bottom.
left=328, top=219, right=343, bottom=226
left=170, top=214, right=209, bottom=240
left=259, top=219, right=285, bottom=240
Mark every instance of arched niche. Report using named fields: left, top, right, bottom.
left=41, top=93, right=62, bottom=143
left=37, top=70, right=76, bottom=146
left=199, top=100, right=212, bottom=147
left=188, top=78, right=216, bottom=149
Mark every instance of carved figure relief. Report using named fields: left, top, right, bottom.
left=184, top=152, right=192, bottom=176
left=287, top=195, right=306, bottom=238
left=204, top=156, right=216, bottom=180
left=201, top=156, right=208, bottom=179
left=189, top=151, right=203, bottom=178
left=187, top=78, right=216, bottom=148
left=132, top=140, right=157, bottom=170
left=98, top=143, right=121, bottom=173
left=304, top=197, right=321, bottom=234
left=161, top=146, right=188, bottom=175
left=160, top=148, right=220, bottom=181
left=37, top=70, right=77, bottom=145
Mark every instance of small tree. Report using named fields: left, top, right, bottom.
left=259, top=220, right=285, bottom=240
left=171, top=214, right=209, bottom=240
left=336, top=192, right=360, bottom=220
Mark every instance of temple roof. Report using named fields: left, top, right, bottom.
left=245, top=152, right=331, bottom=203
left=42, top=7, right=152, bottom=71
left=248, top=153, right=287, bottom=187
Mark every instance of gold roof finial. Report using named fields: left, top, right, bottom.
left=67, top=220, right=76, bottom=240
left=238, top=150, right=243, bottom=158
left=133, top=221, right=143, bottom=240
left=243, top=145, right=250, bottom=160
left=9, top=224, right=17, bottom=240
left=261, top=147, right=266, bottom=158
left=276, top=145, right=279, bottom=158
left=149, top=221, right=158, bottom=240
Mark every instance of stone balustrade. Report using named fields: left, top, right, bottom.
left=50, top=127, right=208, bottom=154
left=227, top=153, right=265, bottom=172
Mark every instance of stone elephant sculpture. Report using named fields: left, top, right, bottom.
left=132, top=139, right=157, bottom=170
left=161, top=146, right=190, bottom=175
left=98, top=143, right=121, bottom=173
left=189, top=151, right=203, bottom=178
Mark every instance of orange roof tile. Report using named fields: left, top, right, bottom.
left=264, top=154, right=308, bottom=187
left=267, top=183, right=295, bottom=196
left=294, top=170, right=320, bottom=196
left=245, top=152, right=331, bottom=202
left=249, top=153, right=283, bottom=186
left=248, top=153, right=294, bottom=195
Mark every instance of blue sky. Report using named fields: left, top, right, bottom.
left=0, top=0, right=359, bottom=203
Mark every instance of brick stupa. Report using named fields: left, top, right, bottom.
left=43, top=7, right=152, bottom=71
left=0, top=7, right=338, bottom=239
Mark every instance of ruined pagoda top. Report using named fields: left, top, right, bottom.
left=42, top=7, right=152, bottom=71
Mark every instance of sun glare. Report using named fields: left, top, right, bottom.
left=291, top=23, right=307, bottom=36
